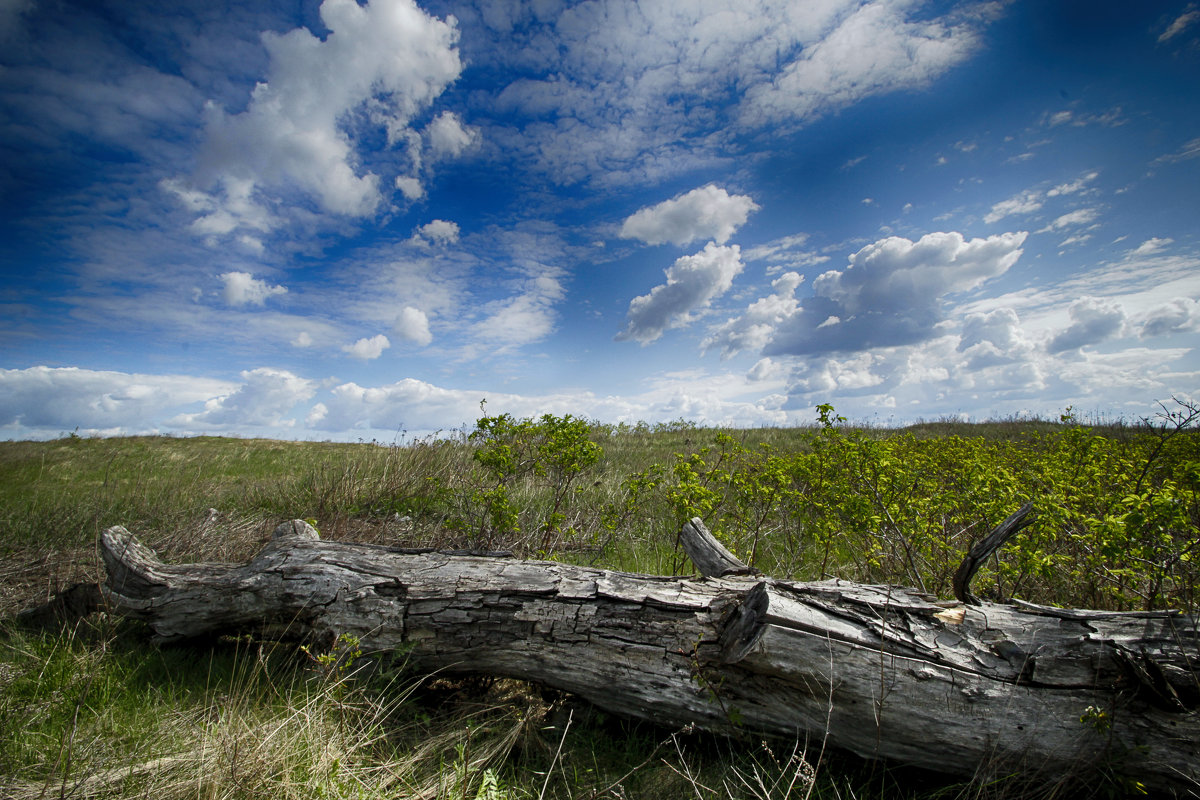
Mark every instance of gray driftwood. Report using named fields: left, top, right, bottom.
left=96, top=519, right=1200, bottom=795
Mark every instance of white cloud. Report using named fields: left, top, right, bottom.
left=220, top=271, right=288, bottom=306
left=310, top=369, right=794, bottom=435
left=787, top=352, right=886, bottom=395
left=959, top=308, right=1021, bottom=352
left=343, top=334, right=391, bottom=360
left=314, top=378, right=517, bottom=433
left=1130, top=237, right=1173, bottom=256
left=1159, top=6, right=1199, bottom=42
left=426, top=111, right=478, bottom=159
left=1047, top=171, right=1099, bottom=197
left=162, top=177, right=275, bottom=238
left=180, top=0, right=463, bottom=233
left=1150, top=137, right=1200, bottom=171
left=395, top=306, right=433, bottom=345
left=1046, top=297, right=1126, bottom=354
left=470, top=272, right=565, bottom=350
left=742, top=1, right=982, bottom=126
left=616, top=243, right=745, bottom=344
left=703, top=271, right=803, bottom=358
left=395, top=175, right=425, bottom=200
left=762, top=231, right=1027, bottom=356
left=984, top=191, right=1043, bottom=224
left=1137, top=298, right=1200, bottom=338
left=957, top=308, right=1035, bottom=369
left=413, top=219, right=461, bottom=245
left=743, top=233, right=829, bottom=272
left=748, top=357, right=785, bottom=382
left=292, top=331, right=314, bottom=347
left=1038, top=207, right=1101, bottom=232
left=472, top=1, right=995, bottom=187
left=0, top=366, right=235, bottom=436
left=1042, top=107, right=1125, bottom=128
left=174, top=368, right=316, bottom=428
left=985, top=171, right=1099, bottom=224
left=620, top=185, right=759, bottom=247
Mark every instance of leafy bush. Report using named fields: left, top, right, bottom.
left=634, top=400, right=1199, bottom=611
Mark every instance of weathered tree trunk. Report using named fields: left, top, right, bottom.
left=96, top=520, right=1200, bottom=795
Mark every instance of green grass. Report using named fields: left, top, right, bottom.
left=2, top=409, right=1197, bottom=798
left=0, top=618, right=952, bottom=800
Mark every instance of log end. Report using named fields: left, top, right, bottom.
left=99, top=526, right=170, bottom=606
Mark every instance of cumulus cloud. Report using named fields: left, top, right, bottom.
left=395, top=175, right=425, bottom=200
left=180, top=0, right=463, bottom=234
left=0, top=366, right=235, bottom=435
left=616, top=243, right=745, bottom=344
left=220, top=271, right=287, bottom=306
left=620, top=185, right=759, bottom=247
left=312, top=377, right=518, bottom=433
left=310, top=375, right=791, bottom=435
left=703, top=271, right=803, bottom=358
left=395, top=306, right=433, bottom=345
left=788, top=353, right=886, bottom=395
left=1137, top=298, right=1200, bottom=338
left=343, top=334, right=391, bottom=359
left=761, top=231, right=1027, bottom=357
left=959, top=308, right=1022, bottom=352
left=1046, top=297, right=1126, bottom=353
left=412, top=219, right=460, bottom=246
left=957, top=308, right=1034, bottom=369
left=174, top=368, right=315, bottom=428
left=426, top=111, right=478, bottom=159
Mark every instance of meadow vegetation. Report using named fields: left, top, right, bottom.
left=2, top=400, right=1197, bottom=798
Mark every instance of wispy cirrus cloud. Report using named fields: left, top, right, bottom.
left=984, top=171, right=1099, bottom=225
left=1159, top=4, right=1199, bottom=43
left=472, top=0, right=999, bottom=186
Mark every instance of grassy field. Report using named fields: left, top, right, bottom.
left=2, top=408, right=1197, bottom=798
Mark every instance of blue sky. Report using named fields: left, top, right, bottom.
left=2, top=0, right=1198, bottom=441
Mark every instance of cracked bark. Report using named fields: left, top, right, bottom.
left=94, top=519, right=1200, bottom=795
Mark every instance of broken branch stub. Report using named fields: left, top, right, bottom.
left=679, top=517, right=756, bottom=577
left=953, top=502, right=1037, bottom=605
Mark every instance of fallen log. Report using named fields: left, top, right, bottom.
left=95, top=519, right=1200, bottom=795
